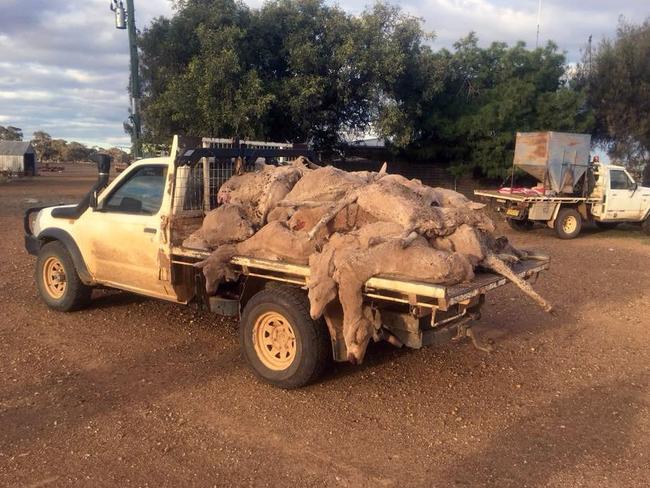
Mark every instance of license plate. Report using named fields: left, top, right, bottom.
left=506, top=208, right=520, bottom=217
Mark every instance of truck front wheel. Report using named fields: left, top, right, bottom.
left=36, top=241, right=92, bottom=311
left=240, top=286, right=330, bottom=389
left=554, top=208, right=582, bottom=239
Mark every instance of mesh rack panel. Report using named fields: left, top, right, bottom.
left=172, top=158, right=256, bottom=214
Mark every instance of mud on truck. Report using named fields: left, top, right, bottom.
left=25, top=136, right=550, bottom=388
left=475, top=132, right=650, bottom=239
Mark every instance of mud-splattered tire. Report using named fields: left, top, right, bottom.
left=240, top=286, right=330, bottom=389
left=36, top=241, right=92, bottom=312
left=554, top=208, right=582, bottom=239
left=507, top=218, right=533, bottom=231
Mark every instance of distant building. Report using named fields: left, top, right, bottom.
left=350, top=137, right=385, bottom=148
left=0, top=141, right=37, bottom=176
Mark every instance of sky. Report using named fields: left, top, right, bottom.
left=0, top=0, right=646, bottom=149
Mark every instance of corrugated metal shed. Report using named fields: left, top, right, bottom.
left=0, top=141, right=37, bottom=175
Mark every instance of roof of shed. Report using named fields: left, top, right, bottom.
left=0, top=141, right=34, bottom=155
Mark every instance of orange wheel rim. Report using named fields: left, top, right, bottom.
left=252, top=311, right=297, bottom=371
left=43, top=256, right=67, bottom=299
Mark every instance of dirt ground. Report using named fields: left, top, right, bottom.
left=1, top=166, right=648, bottom=487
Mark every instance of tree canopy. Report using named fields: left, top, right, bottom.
left=138, top=0, right=594, bottom=176
left=0, top=125, right=23, bottom=141
left=385, top=35, right=593, bottom=177
left=139, top=0, right=427, bottom=149
left=584, top=18, right=650, bottom=172
left=29, top=131, right=129, bottom=164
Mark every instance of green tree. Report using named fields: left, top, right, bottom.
left=65, top=141, right=93, bottom=161
left=0, top=125, right=23, bottom=141
left=387, top=35, right=593, bottom=177
left=50, top=139, right=68, bottom=161
left=138, top=0, right=432, bottom=149
left=586, top=18, right=650, bottom=171
left=138, top=1, right=591, bottom=173
left=31, top=131, right=54, bottom=161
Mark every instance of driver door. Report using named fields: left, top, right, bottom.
left=607, top=169, right=640, bottom=220
left=76, top=164, right=174, bottom=299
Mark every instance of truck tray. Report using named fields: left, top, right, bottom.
left=474, top=189, right=597, bottom=204
left=171, top=246, right=550, bottom=310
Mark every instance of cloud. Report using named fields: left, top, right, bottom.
left=393, top=0, right=641, bottom=58
left=0, top=0, right=644, bottom=148
left=0, top=0, right=174, bottom=148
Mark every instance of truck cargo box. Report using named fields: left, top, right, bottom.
left=514, top=132, right=591, bottom=194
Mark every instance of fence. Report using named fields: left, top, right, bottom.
left=330, top=159, right=499, bottom=197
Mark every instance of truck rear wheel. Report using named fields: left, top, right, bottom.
left=240, top=286, right=330, bottom=389
left=36, top=241, right=92, bottom=311
left=554, top=208, right=582, bottom=239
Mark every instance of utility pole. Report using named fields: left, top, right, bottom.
left=110, top=0, right=141, bottom=159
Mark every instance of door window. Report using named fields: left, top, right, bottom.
left=103, top=166, right=167, bottom=214
left=610, top=170, right=632, bottom=190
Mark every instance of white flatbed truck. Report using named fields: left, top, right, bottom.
left=474, top=132, right=650, bottom=239
left=24, top=136, right=549, bottom=388
left=475, top=163, right=650, bottom=239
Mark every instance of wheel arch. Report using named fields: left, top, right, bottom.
left=36, top=228, right=94, bottom=285
left=548, top=202, right=582, bottom=228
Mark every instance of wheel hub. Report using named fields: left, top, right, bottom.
left=253, top=311, right=297, bottom=371
left=43, top=256, right=67, bottom=299
left=563, top=215, right=577, bottom=234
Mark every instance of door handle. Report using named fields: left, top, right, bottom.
left=143, top=227, right=157, bottom=234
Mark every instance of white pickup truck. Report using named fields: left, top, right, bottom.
left=475, top=163, right=650, bottom=239
left=24, top=136, right=549, bottom=388
left=473, top=132, right=650, bottom=239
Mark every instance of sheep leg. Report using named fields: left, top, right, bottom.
left=400, top=230, right=419, bottom=248
left=307, top=191, right=359, bottom=240
left=483, top=253, right=553, bottom=313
